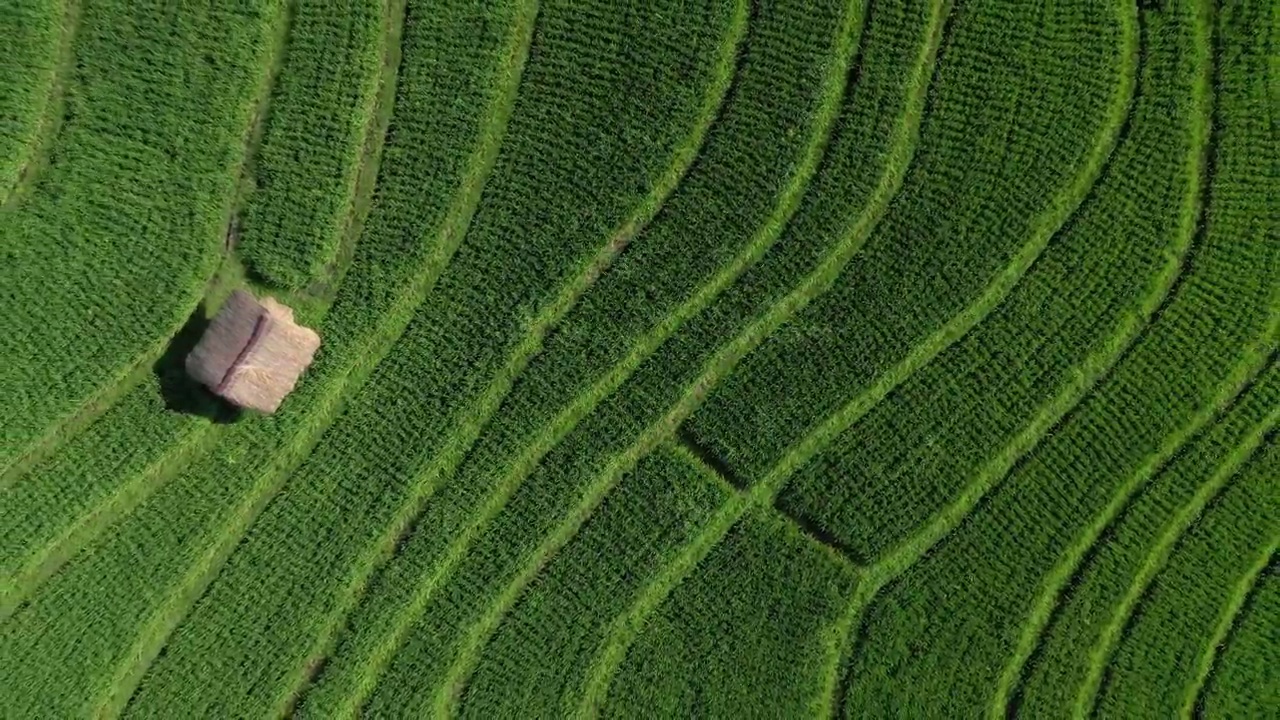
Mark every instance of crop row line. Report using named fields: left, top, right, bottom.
left=829, top=1, right=1211, bottom=713
left=298, top=5, right=756, bottom=714
left=579, top=0, right=1143, bottom=715
left=562, top=0, right=952, bottom=713
left=1, top=0, right=78, bottom=208
left=0, top=0, right=287, bottom=485
left=991, top=3, right=1261, bottom=707
left=2, top=0, right=404, bottom=640
left=998, top=350, right=1277, bottom=716
left=0, top=423, right=224, bottom=622
left=412, top=0, right=883, bottom=712
left=1072, top=363, right=1280, bottom=717
left=1183, top=547, right=1277, bottom=718
left=0, top=0, right=299, bottom=618
left=84, top=2, right=537, bottom=716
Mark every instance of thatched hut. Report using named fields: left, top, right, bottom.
left=185, top=290, right=320, bottom=413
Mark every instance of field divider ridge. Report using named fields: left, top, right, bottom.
left=996, top=349, right=1278, bottom=717
left=579, top=0, right=1142, bottom=714
left=2, top=0, right=79, bottom=208
left=1182, top=546, right=1278, bottom=717
left=991, top=3, right=1265, bottom=707
left=85, top=1, right=540, bottom=715
left=669, top=442, right=742, bottom=497
left=824, top=1, right=1211, bottom=712
left=297, top=5, right=754, bottom=714
left=1070, top=358, right=1280, bottom=717
left=0, top=425, right=225, bottom=621
left=0, top=0, right=288, bottom=488
left=0, top=0, right=408, bottom=625
left=313, top=0, right=410, bottom=305
left=415, top=0, right=880, bottom=710
left=475, top=0, right=958, bottom=712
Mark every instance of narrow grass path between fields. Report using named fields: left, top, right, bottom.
left=0, top=0, right=409, bottom=623
left=0, top=0, right=302, bottom=619
left=992, top=1, right=1277, bottom=705
left=1183, top=546, right=1278, bottom=717
left=325, top=0, right=873, bottom=711
left=447, top=0, right=952, bottom=712
left=291, top=5, right=752, bottom=713
left=87, top=3, right=536, bottom=716
left=829, top=1, right=1214, bottom=712
left=0, top=0, right=291, bottom=489
left=576, top=0, right=1140, bottom=714
left=996, top=350, right=1278, bottom=717
left=1, top=0, right=78, bottom=207
left=1071, top=372, right=1280, bottom=717
left=0, top=428, right=220, bottom=621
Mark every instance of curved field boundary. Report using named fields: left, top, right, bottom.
left=0, top=0, right=76, bottom=206
left=85, top=3, right=540, bottom=716
left=996, top=350, right=1279, bottom=716
left=1070, top=382, right=1280, bottom=716
left=579, top=0, right=1140, bottom=714
left=0, top=0, right=288, bottom=488
left=1184, top=548, right=1278, bottom=717
left=540, top=0, right=956, bottom=711
left=994, top=0, right=1278, bottom=705
left=295, top=5, right=752, bottom=713
left=0, top=0, right=406, bottom=623
left=364, top=0, right=878, bottom=711
left=819, top=0, right=1211, bottom=712
left=0, top=0, right=293, bottom=476
left=234, top=0, right=385, bottom=289
left=0, top=425, right=222, bottom=621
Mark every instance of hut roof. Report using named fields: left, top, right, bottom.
left=185, top=290, right=320, bottom=413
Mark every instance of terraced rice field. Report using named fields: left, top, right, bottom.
left=1, top=0, right=1276, bottom=716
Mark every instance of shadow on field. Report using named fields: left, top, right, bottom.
left=154, top=303, right=242, bottom=423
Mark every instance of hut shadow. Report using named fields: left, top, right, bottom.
left=154, top=303, right=242, bottom=423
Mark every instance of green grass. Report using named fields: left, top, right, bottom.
left=607, top=504, right=857, bottom=718
left=839, top=1, right=1280, bottom=713
left=1095, top=440, right=1279, bottom=718
left=3, top=0, right=1277, bottom=716
left=0, top=0, right=67, bottom=202
left=117, top=2, right=745, bottom=716
left=1195, top=560, right=1280, bottom=718
left=0, top=0, right=283, bottom=471
left=234, top=0, right=386, bottom=289
left=0, top=0, right=533, bottom=714
left=1011, top=362, right=1280, bottom=715
left=681, top=0, right=1133, bottom=485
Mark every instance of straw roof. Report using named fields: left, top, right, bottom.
left=185, top=290, right=320, bottom=413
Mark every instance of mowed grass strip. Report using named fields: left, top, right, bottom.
left=1, top=0, right=406, bottom=618
left=235, top=0, right=385, bottom=289
left=296, top=5, right=754, bottom=707
left=299, top=1, right=867, bottom=714
left=1193, top=560, right=1279, bottom=718
left=0, top=0, right=70, bottom=202
left=0, top=1, right=534, bottom=715
left=470, top=0, right=952, bottom=712
left=581, top=0, right=1134, bottom=710
left=679, top=0, right=1129, bottom=488
left=836, top=3, right=1280, bottom=713
left=121, top=2, right=743, bottom=716
left=1004, top=360, right=1279, bottom=717
left=0, top=373, right=221, bottom=616
left=774, top=0, right=1142, bottom=564
left=0, top=0, right=283, bottom=471
left=1094, top=440, right=1278, bottom=718
left=453, top=445, right=732, bottom=717
left=1001, top=2, right=1279, bottom=711
left=606, top=504, right=857, bottom=717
